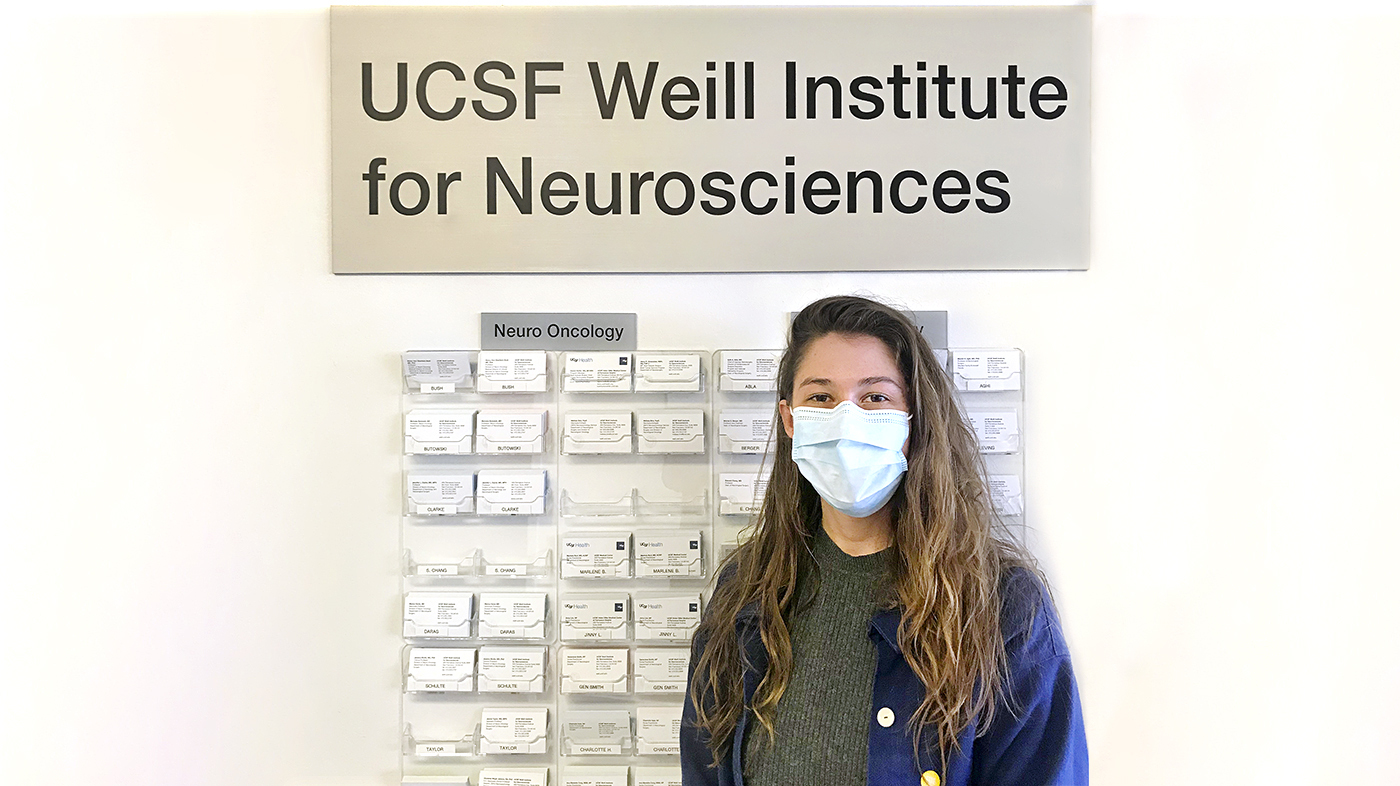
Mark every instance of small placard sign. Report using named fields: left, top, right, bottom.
left=482, top=313, right=638, bottom=350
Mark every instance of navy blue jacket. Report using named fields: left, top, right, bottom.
left=680, top=569, right=1088, bottom=786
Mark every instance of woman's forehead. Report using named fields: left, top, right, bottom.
left=795, top=333, right=903, bottom=387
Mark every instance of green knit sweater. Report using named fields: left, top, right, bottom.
left=742, top=525, right=893, bottom=785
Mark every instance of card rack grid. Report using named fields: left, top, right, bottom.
left=398, top=348, right=1024, bottom=786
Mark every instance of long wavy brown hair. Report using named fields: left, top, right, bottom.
left=689, top=295, right=1038, bottom=764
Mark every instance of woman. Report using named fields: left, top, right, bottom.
left=681, top=296, right=1087, bottom=786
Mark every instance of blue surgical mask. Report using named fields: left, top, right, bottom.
left=790, top=401, right=910, bottom=518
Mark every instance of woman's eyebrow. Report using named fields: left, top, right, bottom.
left=796, top=376, right=832, bottom=388
left=861, top=376, right=902, bottom=387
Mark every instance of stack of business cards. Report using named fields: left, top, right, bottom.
left=478, top=593, right=548, bottom=639
left=634, top=596, right=701, bottom=642
left=479, top=707, right=548, bottom=754
left=563, top=352, right=632, bottom=392
left=405, top=647, right=475, bottom=692
left=560, top=648, right=629, bottom=694
left=559, top=595, right=629, bottom=641
left=561, top=534, right=631, bottom=579
left=405, top=409, right=475, bottom=454
left=476, top=410, right=547, bottom=453
left=403, top=592, right=474, bottom=638
left=477, top=351, right=548, bottom=393
left=477, top=646, right=546, bottom=693
left=634, top=532, right=703, bottom=578
left=633, top=353, right=701, bottom=392
left=562, top=411, right=633, bottom=454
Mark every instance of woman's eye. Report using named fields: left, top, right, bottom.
left=866, top=393, right=889, bottom=403
left=807, top=393, right=832, bottom=403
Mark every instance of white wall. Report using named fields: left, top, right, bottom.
left=2, top=3, right=1398, bottom=785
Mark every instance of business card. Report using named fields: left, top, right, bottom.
left=479, top=707, right=549, bottom=754
left=634, top=767, right=683, bottom=786
left=634, top=648, right=690, bottom=694
left=559, top=595, right=629, bottom=641
left=717, top=410, right=773, bottom=454
left=477, top=469, right=547, bottom=515
left=560, top=767, right=629, bottom=786
left=951, top=349, right=1022, bottom=392
left=634, top=596, right=701, bottom=642
left=634, top=532, right=703, bottom=578
left=636, top=705, right=683, bottom=755
left=476, top=410, right=548, bottom=454
left=403, top=351, right=474, bottom=393
left=718, top=473, right=768, bottom=517
left=478, top=592, right=548, bottom=639
left=988, top=474, right=1024, bottom=516
left=560, top=647, right=629, bottom=694
left=633, top=353, right=702, bottom=392
left=563, top=352, right=632, bottom=392
left=405, top=647, right=475, bottom=692
left=407, top=471, right=475, bottom=516
left=561, top=710, right=633, bottom=756
left=403, top=592, right=473, bottom=638
left=478, top=351, right=548, bottom=393
left=478, top=768, right=549, bottom=786
left=405, top=408, right=475, bottom=454
left=717, top=350, right=781, bottom=392
left=967, top=410, right=1020, bottom=454
left=636, top=410, right=705, bottom=454
left=561, top=533, right=631, bottom=579
left=562, top=411, right=633, bottom=454
left=477, top=646, right=546, bottom=693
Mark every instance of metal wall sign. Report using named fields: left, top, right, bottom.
left=911, top=312, right=949, bottom=349
left=331, top=6, right=1090, bottom=274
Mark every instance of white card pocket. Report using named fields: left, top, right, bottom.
left=476, top=469, right=547, bottom=515
left=634, top=595, right=701, bottom=642
left=951, top=349, right=1022, bottom=392
left=560, top=765, right=630, bottom=786
left=633, top=353, right=702, bottom=392
left=477, top=351, right=548, bottom=393
left=406, top=647, right=475, bottom=692
left=634, top=532, right=703, bottom=578
left=563, top=352, right=633, bottom=392
left=561, top=533, right=631, bottom=579
left=560, top=647, right=630, bottom=694
left=633, top=647, right=690, bottom=694
left=968, top=410, right=1021, bottom=454
left=636, top=410, right=705, bottom=454
left=560, top=595, right=629, bottom=641
left=561, top=411, right=633, bottom=454
left=478, top=592, right=548, bottom=639
left=403, top=592, right=473, bottom=638
left=635, top=705, right=682, bottom=756
left=476, top=410, right=547, bottom=454
left=718, top=473, right=767, bottom=517
left=477, top=646, right=547, bottom=693
left=717, top=350, right=781, bottom=392
left=634, top=766, right=683, bottom=786
left=406, top=471, right=475, bottom=516
left=717, top=410, right=773, bottom=454
left=479, top=707, right=549, bottom=754
left=404, top=408, right=475, bottom=454
left=403, top=351, right=475, bottom=393
left=561, top=710, right=633, bottom=756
